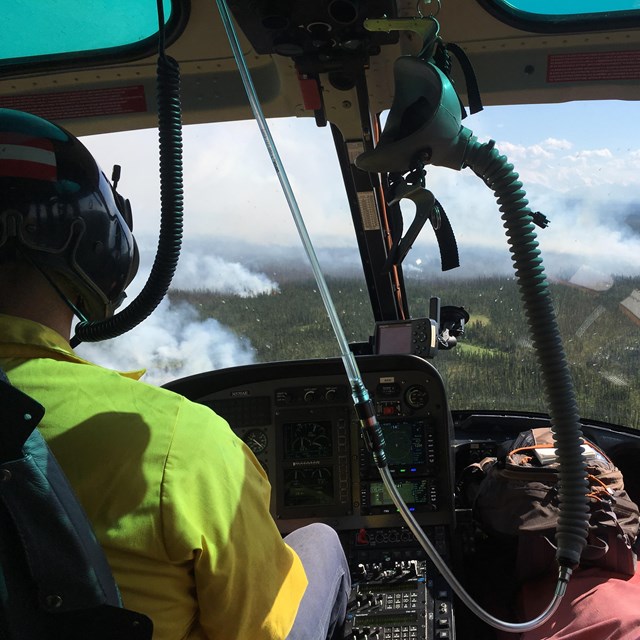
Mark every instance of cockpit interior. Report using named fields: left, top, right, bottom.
left=1, top=1, right=640, bottom=638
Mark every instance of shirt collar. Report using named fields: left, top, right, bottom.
left=0, top=314, right=145, bottom=380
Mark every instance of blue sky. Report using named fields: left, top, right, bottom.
left=468, top=100, right=639, bottom=150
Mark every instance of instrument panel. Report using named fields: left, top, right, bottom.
left=164, top=354, right=456, bottom=534
left=166, top=355, right=458, bottom=639
left=166, top=358, right=640, bottom=640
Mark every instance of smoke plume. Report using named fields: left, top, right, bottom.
left=75, top=242, right=278, bottom=385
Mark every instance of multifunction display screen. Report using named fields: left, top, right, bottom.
left=369, top=478, right=431, bottom=507
left=283, top=421, right=332, bottom=459
left=382, top=421, right=426, bottom=466
left=361, top=420, right=434, bottom=479
left=283, top=467, right=334, bottom=507
left=363, top=478, right=437, bottom=514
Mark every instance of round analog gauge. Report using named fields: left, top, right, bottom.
left=243, top=429, right=268, bottom=454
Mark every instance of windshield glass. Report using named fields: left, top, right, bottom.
left=76, top=99, right=640, bottom=429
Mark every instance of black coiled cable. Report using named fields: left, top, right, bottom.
left=465, top=138, right=591, bottom=570
left=72, top=51, right=183, bottom=345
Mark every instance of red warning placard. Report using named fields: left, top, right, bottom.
left=547, top=50, right=640, bottom=83
left=0, top=85, right=147, bottom=120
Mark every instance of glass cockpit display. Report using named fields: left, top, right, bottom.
left=284, top=467, right=334, bottom=507
left=276, top=407, right=353, bottom=519
left=284, top=421, right=332, bottom=459
left=359, top=420, right=440, bottom=515
left=360, top=420, right=437, bottom=479
left=171, top=356, right=455, bottom=528
left=369, top=478, right=431, bottom=507
left=276, top=409, right=445, bottom=519
left=382, top=421, right=427, bottom=466
left=282, top=421, right=335, bottom=506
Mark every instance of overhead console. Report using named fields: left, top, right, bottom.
left=164, top=354, right=456, bottom=534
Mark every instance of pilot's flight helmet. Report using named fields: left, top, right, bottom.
left=0, top=108, right=139, bottom=321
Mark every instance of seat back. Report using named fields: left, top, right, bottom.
left=0, top=368, right=153, bottom=639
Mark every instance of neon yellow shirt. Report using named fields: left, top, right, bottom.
left=0, top=314, right=307, bottom=639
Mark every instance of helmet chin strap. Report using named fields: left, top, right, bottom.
left=20, top=249, right=89, bottom=327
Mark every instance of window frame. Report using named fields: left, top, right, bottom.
left=476, top=0, right=640, bottom=33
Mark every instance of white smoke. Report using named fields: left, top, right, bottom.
left=76, top=300, right=255, bottom=386
left=75, top=242, right=278, bottom=386
left=171, top=251, right=278, bottom=296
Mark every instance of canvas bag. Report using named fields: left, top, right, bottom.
left=469, top=427, right=640, bottom=581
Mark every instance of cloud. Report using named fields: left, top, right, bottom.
left=83, top=118, right=359, bottom=248
left=81, top=104, right=640, bottom=263
left=568, top=148, right=613, bottom=159
left=397, top=143, right=640, bottom=282
left=544, top=138, right=573, bottom=150
left=76, top=101, right=640, bottom=363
